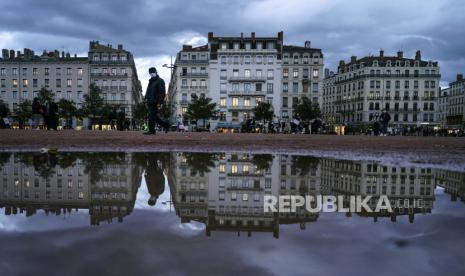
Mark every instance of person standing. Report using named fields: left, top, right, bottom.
left=31, top=98, right=43, bottom=129
left=379, top=110, right=391, bottom=136
left=144, top=67, right=170, bottom=135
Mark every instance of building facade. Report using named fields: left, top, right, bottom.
left=0, top=41, right=142, bottom=127
left=0, top=48, right=89, bottom=112
left=168, top=32, right=324, bottom=130
left=88, top=41, right=142, bottom=118
left=322, top=50, right=440, bottom=132
left=281, top=44, right=324, bottom=119
left=445, top=74, right=464, bottom=130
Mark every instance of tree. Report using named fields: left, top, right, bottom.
left=293, top=97, right=321, bottom=122
left=57, top=99, right=77, bottom=129
left=133, top=102, right=148, bottom=130
left=0, top=100, right=9, bottom=118
left=252, top=101, right=274, bottom=131
left=82, top=84, right=104, bottom=129
left=13, top=100, right=33, bottom=128
left=291, top=156, right=320, bottom=176
left=184, top=153, right=218, bottom=176
left=252, top=154, right=274, bottom=171
left=38, top=87, right=54, bottom=105
left=185, top=94, right=217, bottom=129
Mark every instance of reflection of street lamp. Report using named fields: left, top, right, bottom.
left=163, top=56, right=176, bottom=123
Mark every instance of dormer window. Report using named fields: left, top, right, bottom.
left=414, top=60, right=419, bottom=67
left=233, top=42, right=240, bottom=50
left=221, top=43, right=227, bottom=50
left=386, top=60, right=392, bottom=67
left=405, top=61, right=410, bottom=67
left=373, top=60, right=378, bottom=67
left=395, top=61, right=401, bottom=67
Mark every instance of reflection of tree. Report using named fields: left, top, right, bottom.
left=78, top=152, right=126, bottom=184
left=291, top=156, right=320, bottom=176
left=252, top=154, right=274, bottom=171
left=57, top=152, right=79, bottom=169
left=32, top=153, right=58, bottom=179
left=184, top=153, right=218, bottom=176
left=0, top=152, right=12, bottom=167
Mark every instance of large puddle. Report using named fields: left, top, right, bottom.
left=1, top=151, right=464, bottom=275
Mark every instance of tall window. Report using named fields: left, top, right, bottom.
left=313, top=69, right=319, bottom=78
left=267, top=83, right=273, bottom=94
left=244, top=69, right=251, bottom=78
left=232, top=97, right=239, bottom=106
left=293, top=69, right=299, bottom=78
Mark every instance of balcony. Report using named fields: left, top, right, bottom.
left=403, top=96, right=410, bottom=100
left=177, top=59, right=209, bottom=65
left=189, top=86, right=208, bottom=90
left=228, top=90, right=266, bottom=96
left=105, top=99, right=127, bottom=105
left=91, top=72, right=128, bottom=78
left=334, top=73, right=441, bottom=84
left=228, top=76, right=266, bottom=82
left=422, top=97, right=435, bottom=101
left=90, top=60, right=130, bottom=64
left=179, top=100, right=189, bottom=105
left=180, top=72, right=208, bottom=77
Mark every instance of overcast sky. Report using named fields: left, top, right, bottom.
left=0, top=0, right=464, bottom=90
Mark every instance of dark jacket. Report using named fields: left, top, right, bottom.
left=145, top=76, right=166, bottom=105
left=145, top=163, right=165, bottom=198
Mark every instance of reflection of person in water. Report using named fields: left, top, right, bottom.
left=144, top=155, right=166, bottom=206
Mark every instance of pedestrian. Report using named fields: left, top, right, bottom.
left=46, top=101, right=59, bottom=130
left=379, top=110, right=391, bottom=136
left=144, top=154, right=166, bottom=206
left=31, top=98, right=43, bottom=129
left=144, top=67, right=170, bottom=135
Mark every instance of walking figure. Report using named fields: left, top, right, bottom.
left=144, top=67, right=170, bottom=135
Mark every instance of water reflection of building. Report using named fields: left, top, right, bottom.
left=0, top=153, right=142, bottom=225
left=321, top=159, right=435, bottom=223
left=170, top=153, right=320, bottom=238
left=435, top=169, right=465, bottom=202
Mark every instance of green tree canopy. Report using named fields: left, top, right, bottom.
left=38, top=87, right=55, bottom=105
left=185, top=94, right=217, bottom=126
left=0, top=100, right=9, bottom=117
left=57, top=99, right=77, bottom=120
left=292, top=97, right=321, bottom=122
left=253, top=101, right=274, bottom=123
left=133, top=102, right=148, bottom=128
left=13, top=100, right=33, bottom=126
left=82, top=84, right=104, bottom=123
left=183, top=153, right=218, bottom=176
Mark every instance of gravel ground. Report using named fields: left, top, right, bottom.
left=1, top=130, right=464, bottom=169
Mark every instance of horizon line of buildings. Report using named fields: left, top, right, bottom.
left=0, top=32, right=464, bottom=131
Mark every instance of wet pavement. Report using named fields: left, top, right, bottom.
left=0, top=151, right=464, bottom=276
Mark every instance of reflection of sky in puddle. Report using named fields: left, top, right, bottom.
left=1, top=151, right=465, bottom=275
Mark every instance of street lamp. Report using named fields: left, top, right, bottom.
left=163, top=56, right=176, bottom=124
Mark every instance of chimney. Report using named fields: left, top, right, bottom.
left=251, top=32, right=255, bottom=39
left=305, top=41, right=311, bottom=48
left=62, top=51, right=65, bottom=58
left=324, top=68, right=330, bottom=78
left=241, top=32, right=243, bottom=39
left=457, top=74, right=464, bottom=82
left=379, top=49, right=384, bottom=57
left=350, top=56, right=357, bottom=63
left=10, top=50, right=15, bottom=59
left=182, top=45, right=192, bottom=51
left=118, top=44, right=123, bottom=50
left=17, top=51, right=21, bottom=58
left=397, top=51, right=403, bottom=58
left=277, top=31, right=284, bottom=42
left=2, top=49, right=9, bottom=59
left=415, top=50, right=421, bottom=61
left=66, top=52, right=70, bottom=58
left=74, top=54, right=77, bottom=58
left=208, top=32, right=214, bottom=42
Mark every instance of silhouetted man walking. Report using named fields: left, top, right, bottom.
left=144, top=154, right=166, bottom=206
left=144, top=67, right=170, bottom=135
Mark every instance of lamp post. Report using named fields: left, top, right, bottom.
left=163, top=56, right=176, bottom=124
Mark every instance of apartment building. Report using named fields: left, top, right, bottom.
left=0, top=48, right=89, bottom=111
left=281, top=43, right=324, bottom=118
left=88, top=41, right=143, bottom=117
left=445, top=74, right=464, bottom=130
left=438, top=87, right=449, bottom=129
left=322, top=50, right=441, bottom=132
left=168, top=32, right=324, bottom=130
left=170, top=45, right=210, bottom=126
left=0, top=152, right=142, bottom=225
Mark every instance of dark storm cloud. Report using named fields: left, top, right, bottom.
left=1, top=190, right=465, bottom=275
left=0, top=0, right=464, bottom=83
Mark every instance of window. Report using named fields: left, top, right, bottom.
left=12, top=79, right=18, bottom=87
left=256, top=56, right=262, bottom=64
left=244, top=83, right=251, bottom=92
left=293, top=69, right=299, bottom=78
left=67, top=68, right=72, bottom=75
left=292, top=82, right=298, bottom=93
left=283, top=83, right=288, bottom=93
left=313, top=69, right=319, bottom=78
left=244, top=97, right=250, bottom=106
left=242, top=193, right=248, bottom=201
left=267, top=83, right=273, bottom=94
left=268, top=56, right=273, bottom=64
left=22, top=79, right=28, bottom=87
left=220, top=83, right=227, bottom=92
left=245, top=69, right=251, bottom=78
left=283, top=68, right=289, bottom=78
left=220, top=70, right=227, bottom=79
left=232, top=165, right=238, bottom=173
left=67, top=79, right=72, bottom=87
left=12, top=68, right=18, bottom=75
left=255, top=83, right=262, bottom=92
left=232, top=97, right=239, bottom=107
left=56, top=79, right=61, bottom=87
left=220, top=98, right=226, bottom=107
left=221, top=56, right=226, bottom=64
left=267, top=69, right=274, bottom=79
left=0, top=68, right=6, bottom=76
left=77, top=68, right=83, bottom=75
left=233, top=69, right=239, bottom=77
